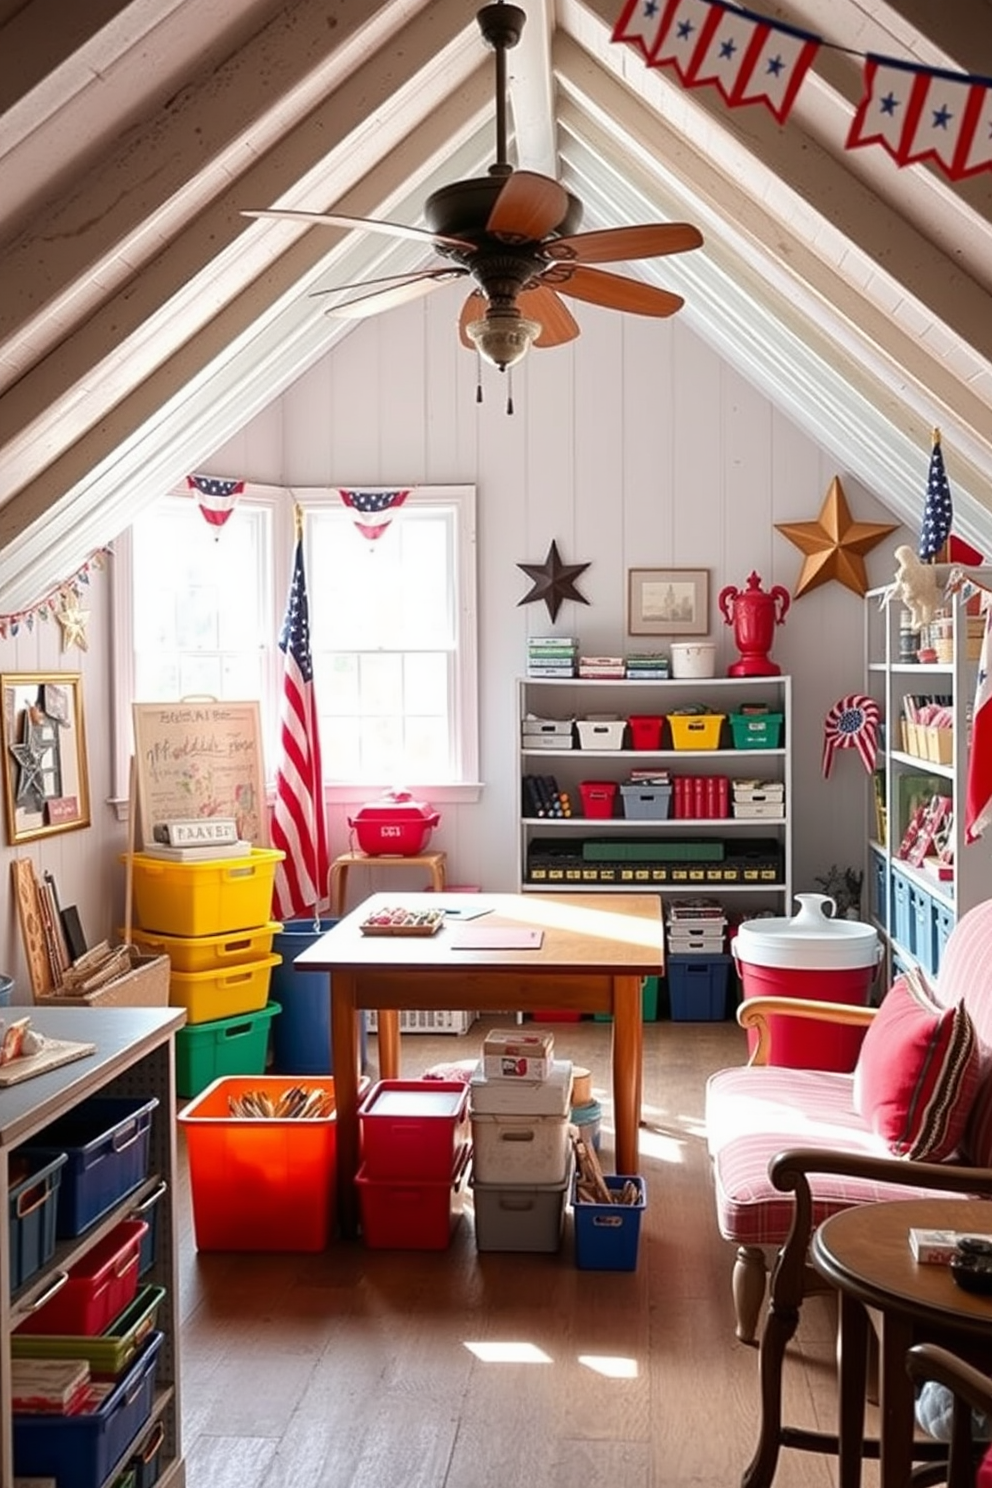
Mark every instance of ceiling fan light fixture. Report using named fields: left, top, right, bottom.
left=465, top=308, right=541, bottom=370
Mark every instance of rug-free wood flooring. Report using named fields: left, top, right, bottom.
left=175, top=1017, right=879, bottom=1488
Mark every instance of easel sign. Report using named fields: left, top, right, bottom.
left=131, top=701, right=269, bottom=848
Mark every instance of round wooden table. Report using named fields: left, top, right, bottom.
left=811, top=1198, right=992, bottom=1488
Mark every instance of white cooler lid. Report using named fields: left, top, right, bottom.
left=733, top=893, right=881, bottom=970
left=469, top=1058, right=573, bottom=1115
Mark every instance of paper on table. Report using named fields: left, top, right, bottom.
left=450, top=928, right=544, bottom=950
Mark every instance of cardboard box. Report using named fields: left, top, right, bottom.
left=482, top=1028, right=554, bottom=1080
left=909, top=1228, right=992, bottom=1264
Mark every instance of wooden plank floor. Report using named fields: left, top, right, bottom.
left=175, top=1017, right=879, bottom=1488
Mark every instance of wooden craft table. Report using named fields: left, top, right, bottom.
left=296, top=891, right=663, bottom=1236
left=327, top=850, right=447, bottom=917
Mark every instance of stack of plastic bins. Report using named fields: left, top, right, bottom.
left=125, top=848, right=285, bottom=1099
left=355, top=1080, right=471, bottom=1249
left=469, top=1058, right=574, bottom=1252
left=666, top=899, right=731, bottom=1021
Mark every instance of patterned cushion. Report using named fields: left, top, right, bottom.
left=853, top=977, right=979, bottom=1160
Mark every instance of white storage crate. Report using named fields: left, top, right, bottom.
left=732, top=802, right=785, bottom=819
left=576, top=718, right=626, bottom=750
left=470, top=1111, right=571, bottom=1185
left=732, top=780, right=784, bottom=802
left=366, top=1009, right=477, bottom=1035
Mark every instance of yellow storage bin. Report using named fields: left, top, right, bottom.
left=668, top=714, right=725, bottom=750
left=122, top=921, right=283, bottom=973
left=168, top=953, right=281, bottom=1025
left=125, top=848, right=284, bottom=936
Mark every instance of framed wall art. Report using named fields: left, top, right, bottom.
left=627, top=568, right=710, bottom=636
left=1, top=673, right=91, bottom=843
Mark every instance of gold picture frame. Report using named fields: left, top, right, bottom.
left=627, top=568, right=710, bottom=636
left=1, top=673, right=91, bottom=843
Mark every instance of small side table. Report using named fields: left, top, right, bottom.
left=328, top=850, right=447, bottom=918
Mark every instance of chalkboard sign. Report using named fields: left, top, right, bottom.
left=131, top=701, right=269, bottom=848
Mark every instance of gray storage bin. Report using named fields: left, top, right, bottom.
left=470, top=1158, right=572, bottom=1252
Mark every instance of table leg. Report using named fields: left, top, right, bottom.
left=377, top=1009, right=400, bottom=1078
left=331, top=971, right=361, bottom=1238
left=328, top=860, right=348, bottom=918
left=611, top=974, right=643, bottom=1176
left=837, top=1290, right=869, bottom=1488
left=878, top=1314, right=916, bottom=1488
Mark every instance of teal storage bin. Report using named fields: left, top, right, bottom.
left=270, top=920, right=368, bottom=1075
left=668, top=955, right=732, bottom=1021
left=175, top=1002, right=280, bottom=1100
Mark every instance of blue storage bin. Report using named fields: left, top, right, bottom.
left=572, top=1173, right=646, bottom=1271
left=129, top=1418, right=165, bottom=1488
left=129, top=1179, right=166, bottom=1278
left=934, top=903, right=955, bottom=972
left=668, top=954, right=732, bottom=1021
left=891, top=869, right=914, bottom=957
left=13, top=1330, right=163, bottom=1488
left=25, top=1097, right=158, bottom=1238
left=870, top=855, right=888, bottom=930
left=270, top=919, right=367, bottom=1075
left=910, top=885, right=938, bottom=975
left=8, top=1150, right=67, bottom=1292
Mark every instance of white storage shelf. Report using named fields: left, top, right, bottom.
left=517, top=675, right=793, bottom=910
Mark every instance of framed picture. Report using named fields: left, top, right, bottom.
left=1, top=673, right=91, bottom=844
left=627, top=568, right=709, bottom=636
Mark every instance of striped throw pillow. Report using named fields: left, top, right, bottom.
left=853, top=977, right=979, bottom=1161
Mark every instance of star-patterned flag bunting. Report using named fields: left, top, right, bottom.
left=613, top=0, right=820, bottom=123
left=186, top=475, right=245, bottom=533
left=339, top=489, right=409, bottom=542
left=517, top=540, right=591, bottom=623
left=847, top=56, right=992, bottom=181
left=822, top=694, right=881, bottom=780
left=919, top=430, right=954, bottom=563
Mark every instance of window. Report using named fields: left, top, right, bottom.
left=114, top=484, right=479, bottom=807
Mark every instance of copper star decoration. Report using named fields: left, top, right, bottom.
left=517, top=540, right=591, bottom=623
left=55, top=589, right=90, bottom=651
left=775, top=477, right=898, bottom=599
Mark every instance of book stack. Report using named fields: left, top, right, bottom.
left=578, top=654, right=625, bottom=678
left=527, top=637, right=578, bottom=677
left=142, top=817, right=250, bottom=860
left=672, top=776, right=730, bottom=819
left=522, top=775, right=573, bottom=817
left=625, top=652, right=671, bottom=679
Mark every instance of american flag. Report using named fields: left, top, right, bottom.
left=270, top=525, right=329, bottom=923
left=339, top=488, right=409, bottom=541
left=186, top=474, right=244, bottom=530
left=919, top=433, right=953, bottom=562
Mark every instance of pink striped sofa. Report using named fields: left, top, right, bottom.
left=705, top=896, right=992, bottom=1488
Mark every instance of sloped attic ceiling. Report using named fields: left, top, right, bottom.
left=1, top=0, right=990, bottom=611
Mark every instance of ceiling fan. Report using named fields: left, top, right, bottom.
left=244, top=2, right=703, bottom=377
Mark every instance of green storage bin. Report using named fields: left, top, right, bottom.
left=175, top=1001, right=280, bottom=1100
left=595, top=976, right=659, bottom=1023
left=582, top=838, right=724, bottom=862
left=11, top=1285, right=166, bottom=1376
left=729, top=713, right=783, bottom=749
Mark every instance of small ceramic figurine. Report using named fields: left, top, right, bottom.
left=884, top=545, right=943, bottom=631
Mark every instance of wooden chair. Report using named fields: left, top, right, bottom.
left=704, top=897, right=992, bottom=1488
left=906, top=1344, right=992, bottom=1488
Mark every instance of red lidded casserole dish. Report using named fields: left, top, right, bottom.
left=348, top=790, right=440, bottom=856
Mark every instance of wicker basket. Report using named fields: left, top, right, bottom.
left=35, top=949, right=170, bottom=1008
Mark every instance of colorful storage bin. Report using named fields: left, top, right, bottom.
left=12, top=1284, right=165, bottom=1377
left=8, top=1150, right=67, bottom=1292
left=619, top=783, right=672, bottom=820
left=572, top=1174, right=646, bottom=1271
left=167, top=954, right=280, bottom=1024
left=356, top=1147, right=470, bottom=1249
left=125, top=920, right=283, bottom=972
left=358, top=1079, right=470, bottom=1180
left=669, top=714, right=725, bottom=750
left=628, top=715, right=664, bottom=749
left=668, top=954, right=732, bottom=1021
left=126, top=847, right=284, bottom=937
left=579, top=781, right=617, bottom=818
left=14, top=1220, right=148, bottom=1336
left=729, top=712, right=783, bottom=749
left=178, top=1074, right=338, bottom=1252
left=24, top=1097, right=158, bottom=1239
left=174, top=1001, right=281, bottom=1099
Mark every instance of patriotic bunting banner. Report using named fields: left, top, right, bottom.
left=822, top=694, right=881, bottom=780
left=338, top=489, right=409, bottom=542
left=0, top=551, right=108, bottom=640
left=611, top=2, right=992, bottom=182
left=186, top=474, right=245, bottom=531
left=965, top=595, right=992, bottom=844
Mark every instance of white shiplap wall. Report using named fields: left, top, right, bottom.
left=0, top=295, right=907, bottom=995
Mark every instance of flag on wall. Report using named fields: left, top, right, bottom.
left=919, top=430, right=953, bottom=562
left=613, top=0, right=820, bottom=123
left=186, top=475, right=245, bottom=532
left=965, top=596, right=992, bottom=844
left=847, top=57, right=992, bottom=181
left=271, top=516, right=329, bottom=922
left=339, top=488, right=409, bottom=542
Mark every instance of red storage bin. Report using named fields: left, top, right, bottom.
left=15, top=1220, right=148, bottom=1336
left=356, top=1147, right=470, bottom=1249
left=359, top=1080, right=469, bottom=1180
left=628, top=715, right=664, bottom=750
left=579, top=781, right=618, bottom=819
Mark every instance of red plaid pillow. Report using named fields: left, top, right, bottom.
left=853, top=976, right=979, bottom=1160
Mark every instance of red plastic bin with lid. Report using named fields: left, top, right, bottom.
left=733, top=894, right=882, bottom=1071
left=347, top=789, right=440, bottom=856
left=579, top=781, right=617, bottom=819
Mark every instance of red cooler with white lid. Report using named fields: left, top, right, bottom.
left=733, top=893, right=882, bottom=1071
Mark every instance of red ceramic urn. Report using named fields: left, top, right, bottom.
left=718, top=571, right=790, bottom=677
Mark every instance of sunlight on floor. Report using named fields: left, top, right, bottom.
left=578, top=1354, right=639, bottom=1379
left=464, top=1341, right=552, bottom=1364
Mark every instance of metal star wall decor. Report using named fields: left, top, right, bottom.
left=516, top=540, right=591, bottom=623
left=775, top=476, right=898, bottom=599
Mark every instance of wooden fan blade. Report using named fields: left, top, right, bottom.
left=543, top=223, right=703, bottom=264
left=458, top=290, right=488, bottom=349
left=309, top=268, right=460, bottom=299
left=486, top=171, right=571, bottom=243
left=326, top=270, right=467, bottom=320
left=242, top=208, right=474, bottom=252
left=517, top=285, right=580, bottom=347
left=544, top=264, right=684, bottom=317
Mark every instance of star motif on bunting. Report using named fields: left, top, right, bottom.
left=775, top=477, right=898, bottom=599
left=516, top=540, right=591, bottom=623
left=55, top=589, right=90, bottom=651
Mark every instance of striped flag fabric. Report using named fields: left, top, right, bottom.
left=965, top=596, right=992, bottom=845
left=847, top=57, right=992, bottom=181
left=339, top=488, right=409, bottom=542
left=919, top=432, right=954, bottom=562
left=271, top=521, right=329, bottom=923
left=186, top=474, right=244, bottom=530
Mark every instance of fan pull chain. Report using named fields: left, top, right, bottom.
left=475, top=348, right=483, bottom=404
left=506, top=366, right=515, bottom=416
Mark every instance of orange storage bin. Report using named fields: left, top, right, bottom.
left=177, top=1075, right=339, bottom=1251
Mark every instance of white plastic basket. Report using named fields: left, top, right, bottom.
left=366, top=1009, right=477, bottom=1035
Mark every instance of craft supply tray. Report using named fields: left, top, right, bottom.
left=360, top=909, right=445, bottom=936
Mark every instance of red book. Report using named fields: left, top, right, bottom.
left=704, top=776, right=718, bottom=819
left=717, top=777, right=729, bottom=818
left=692, top=777, right=705, bottom=820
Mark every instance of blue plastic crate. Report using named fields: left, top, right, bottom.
left=934, top=903, right=955, bottom=972
left=572, top=1173, right=646, bottom=1271
left=870, top=854, right=888, bottom=930
left=668, top=954, right=732, bottom=1021
left=891, top=869, right=914, bottom=957
left=25, top=1096, right=158, bottom=1238
left=8, top=1150, right=67, bottom=1292
left=910, top=885, right=938, bottom=975
left=129, top=1418, right=165, bottom=1488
